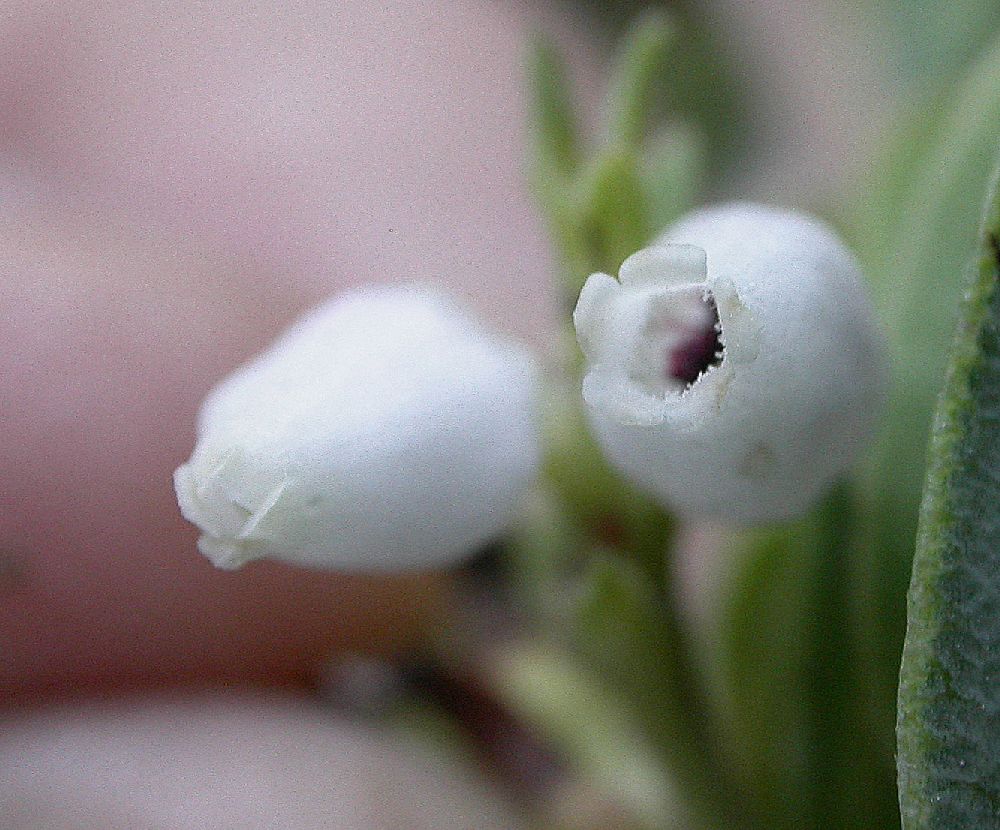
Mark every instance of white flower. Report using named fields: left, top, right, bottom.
left=573, top=202, right=887, bottom=523
left=174, top=285, right=540, bottom=571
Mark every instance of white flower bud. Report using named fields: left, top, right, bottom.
left=573, top=202, right=887, bottom=523
left=174, top=285, right=540, bottom=570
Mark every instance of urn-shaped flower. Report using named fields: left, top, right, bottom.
left=573, top=203, right=887, bottom=523
left=175, top=285, right=540, bottom=570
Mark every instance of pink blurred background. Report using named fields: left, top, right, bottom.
left=1, top=0, right=900, bottom=825
left=0, top=0, right=607, bottom=707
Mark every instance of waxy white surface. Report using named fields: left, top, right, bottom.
left=576, top=203, right=887, bottom=523
left=176, top=286, right=540, bottom=571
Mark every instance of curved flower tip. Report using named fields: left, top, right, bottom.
left=573, top=202, right=888, bottom=523
left=174, top=285, right=541, bottom=571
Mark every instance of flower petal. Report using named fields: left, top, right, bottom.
left=175, top=285, right=541, bottom=570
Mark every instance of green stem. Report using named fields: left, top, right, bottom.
left=578, top=550, right=753, bottom=830
left=658, top=549, right=754, bottom=830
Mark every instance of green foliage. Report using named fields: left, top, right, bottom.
left=838, top=41, right=1000, bottom=816
left=577, top=147, right=651, bottom=277
left=538, top=382, right=673, bottom=589
left=897, top=168, right=1000, bottom=828
left=522, top=11, right=1000, bottom=830
left=525, top=12, right=704, bottom=298
left=573, top=0, right=749, bottom=176
left=572, top=556, right=747, bottom=830
left=858, top=36, right=1000, bottom=536
left=717, top=523, right=813, bottom=829
left=605, top=13, right=675, bottom=148
left=526, top=33, right=582, bottom=178
left=717, top=486, right=898, bottom=830
left=492, top=642, right=678, bottom=830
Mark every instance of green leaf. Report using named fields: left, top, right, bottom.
left=524, top=34, right=593, bottom=294
left=605, top=11, right=675, bottom=148
left=717, top=486, right=897, bottom=830
left=504, top=483, right=584, bottom=619
left=571, top=556, right=748, bottom=830
left=526, top=34, right=582, bottom=177
left=716, top=523, right=813, bottom=830
left=641, top=122, right=704, bottom=232
left=897, top=165, right=1000, bottom=828
left=527, top=167, right=592, bottom=299
left=840, top=34, right=1000, bottom=789
left=539, top=381, right=672, bottom=587
left=572, top=1, right=748, bottom=176
left=525, top=12, right=705, bottom=298
left=801, top=487, right=898, bottom=830
left=577, top=147, right=651, bottom=276
left=491, top=642, right=678, bottom=830
left=864, top=35, right=1000, bottom=527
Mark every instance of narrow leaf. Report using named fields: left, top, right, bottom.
left=841, top=35, right=1000, bottom=787
left=572, top=556, right=749, bottom=830
left=540, top=382, right=673, bottom=587
left=577, top=148, right=651, bottom=276
left=524, top=35, right=591, bottom=295
left=605, top=12, right=675, bottom=148
left=718, top=486, right=896, bottom=830
left=641, top=122, right=704, bottom=231
left=526, top=34, right=582, bottom=177
left=897, top=166, right=1000, bottom=828
left=866, top=37, right=1000, bottom=526
left=492, top=642, right=678, bottom=829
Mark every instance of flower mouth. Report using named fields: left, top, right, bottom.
left=573, top=243, right=736, bottom=425
left=625, top=285, right=723, bottom=398
left=666, top=295, right=723, bottom=387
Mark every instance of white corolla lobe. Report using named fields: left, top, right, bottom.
left=573, top=203, right=887, bottom=523
left=175, top=285, right=540, bottom=571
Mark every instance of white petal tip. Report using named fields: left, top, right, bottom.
left=573, top=273, right=620, bottom=359
left=197, top=535, right=264, bottom=570
left=619, top=243, right=707, bottom=287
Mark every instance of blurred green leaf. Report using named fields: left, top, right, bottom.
left=572, top=555, right=747, bottom=830
left=492, top=642, right=678, bottom=830
left=526, top=34, right=582, bottom=177
left=840, top=36, right=1000, bottom=770
left=897, top=164, right=1000, bottom=829
left=575, top=0, right=749, bottom=177
left=505, top=482, right=585, bottom=619
left=718, top=486, right=896, bottom=830
left=525, top=34, right=592, bottom=293
left=527, top=167, right=592, bottom=297
left=539, top=381, right=673, bottom=589
left=641, top=122, right=704, bottom=232
left=577, top=147, right=651, bottom=276
left=717, top=523, right=812, bottom=830
left=526, top=11, right=707, bottom=298
left=605, top=11, right=675, bottom=148
left=858, top=33, right=1000, bottom=528
left=801, top=487, right=897, bottom=830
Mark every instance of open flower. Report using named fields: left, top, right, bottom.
left=573, top=202, right=887, bottom=523
left=175, top=285, right=540, bottom=570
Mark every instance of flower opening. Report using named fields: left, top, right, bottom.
left=573, top=202, right=888, bottom=523
left=665, top=294, right=723, bottom=387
